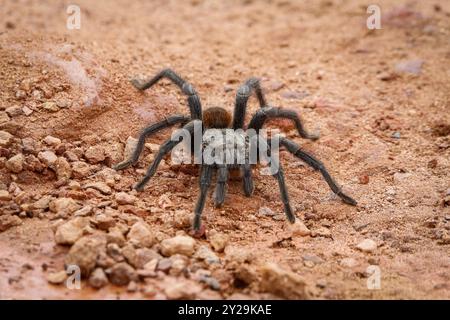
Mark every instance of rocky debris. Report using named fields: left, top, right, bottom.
left=84, top=146, right=106, bottom=164
left=0, top=190, right=12, bottom=201
left=169, top=255, right=189, bottom=276
left=160, top=235, right=196, bottom=257
left=65, top=235, right=106, bottom=277
left=106, top=262, right=137, bottom=286
left=164, top=279, right=202, bottom=299
left=127, top=221, right=154, bottom=248
left=22, top=106, right=33, bottom=116
left=302, top=254, right=324, bottom=267
left=208, top=232, right=228, bottom=252
left=54, top=217, right=90, bottom=245
left=49, top=198, right=80, bottom=216
left=43, top=135, right=61, bottom=146
left=0, top=130, right=14, bottom=147
left=88, top=268, right=108, bottom=288
left=38, top=150, right=57, bottom=167
left=0, top=215, right=22, bottom=232
left=83, top=182, right=111, bottom=195
left=46, top=271, right=67, bottom=285
left=157, top=258, right=172, bottom=273
left=6, top=153, right=24, bottom=173
left=106, top=227, right=126, bottom=245
left=115, top=192, right=136, bottom=205
left=22, top=137, right=39, bottom=154
left=311, top=227, right=332, bottom=238
left=287, top=220, right=311, bottom=237
left=54, top=157, right=72, bottom=179
left=259, top=263, right=308, bottom=299
left=356, top=239, right=377, bottom=253
left=71, top=161, right=92, bottom=178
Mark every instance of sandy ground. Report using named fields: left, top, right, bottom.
left=0, top=0, right=450, bottom=300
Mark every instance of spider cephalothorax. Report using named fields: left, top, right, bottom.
left=115, top=69, right=357, bottom=230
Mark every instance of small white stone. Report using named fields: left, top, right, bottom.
left=356, top=239, right=377, bottom=253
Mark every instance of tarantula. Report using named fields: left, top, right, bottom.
left=114, top=69, right=357, bottom=230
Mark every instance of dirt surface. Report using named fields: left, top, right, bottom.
left=1, top=0, right=450, bottom=300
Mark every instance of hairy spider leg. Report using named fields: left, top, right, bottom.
left=131, top=68, right=202, bottom=120
left=114, top=115, right=190, bottom=170
left=193, top=165, right=214, bottom=230
left=248, top=106, right=319, bottom=140
left=134, top=120, right=200, bottom=191
left=279, top=137, right=357, bottom=205
left=214, top=165, right=229, bottom=208
left=233, top=77, right=267, bottom=129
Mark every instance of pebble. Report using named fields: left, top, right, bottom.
left=106, top=262, right=137, bottom=286
left=49, top=197, right=81, bottom=215
left=46, top=271, right=67, bottom=285
left=123, top=136, right=138, bottom=160
left=83, top=182, right=111, bottom=195
left=54, top=157, right=72, bottom=180
left=73, top=205, right=93, bottom=217
left=0, top=215, right=23, bottom=232
left=115, top=192, right=136, bottom=205
left=65, top=235, right=107, bottom=277
left=38, top=150, right=58, bottom=167
left=287, top=220, right=311, bottom=237
left=5, top=106, right=23, bottom=117
left=356, top=239, right=377, bottom=253
left=43, top=135, right=61, bottom=146
left=6, top=154, right=24, bottom=173
left=194, top=245, right=220, bottom=265
left=94, top=214, right=116, bottom=231
left=340, top=257, right=359, bottom=268
left=311, top=226, right=332, bottom=238
left=160, top=235, right=196, bottom=257
left=259, top=263, right=307, bottom=299
left=0, top=190, right=12, bottom=201
left=22, top=106, right=33, bottom=116
left=164, top=279, right=202, bottom=300
left=84, top=146, right=106, bottom=164
left=32, top=195, right=53, bottom=210
left=172, top=209, right=192, bottom=229
left=209, top=232, right=228, bottom=252
left=395, top=59, right=423, bottom=75
left=42, top=101, right=59, bottom=112
left=0, top=130, right=14, bottom=147
left=71, top=161, right=92, bottom=178
left=54, top=217, right=90, bottom=245
left=88, top=268, right=108, bottom=288
left=258, top=206, right=276, bottom=216
left=156, top=258, right=172, bottom=273
left=127, top=221, right=155, bottom=248
left=224, top=246, right=254, bottom=263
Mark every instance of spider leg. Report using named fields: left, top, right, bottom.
left=193, top=165, right=214, bottom=230
left=131, top=68, right=202, bottom=119
left=114, top=115, right=190, bottom=170
left=233, top=78, right=268, bottom=129
left=279, top=137, right=357, bottom=205
left=241, top=163, right=254, bottom=196
left=214, top=165, right=228, bottom=208
left=272, top=163, right=296, bottom=223
left=134, top=120, right=199, bottom=191
left=248, top=106, right=319, bottom=140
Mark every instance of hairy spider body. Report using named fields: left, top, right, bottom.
left=115, top=69, right=357, bottom=230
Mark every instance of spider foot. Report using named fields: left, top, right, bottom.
left=130, top=78, right=146, bottom=90
left=133, top=181, right=146, bottom=192
left=338, top=191, right=357, bottom=206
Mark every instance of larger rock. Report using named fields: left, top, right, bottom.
left=106, top=262, right=137, bottom=286
left=127, top=221, right=154, bottom=248
left=259, top=263, right=308, bottom=299
left=84, top=146, right=105, bottom=164
left=356, top=239, right=377, bottom=253
left=54, top=157, right=72, bottom=179
left=49, top=198, right=80, bottom=215
left=160, top=235, right=196, bottom=257
left=0, top=131, right=14, bottom=147
left=6, top=154, right=24, bottom=173
left=38, top=150, right=58, bottom=167
left=54, top=217, right=90, bottom=245
left=0, top=215, right=22, bottom=232
left=65, top=235, right=106, bottom=277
